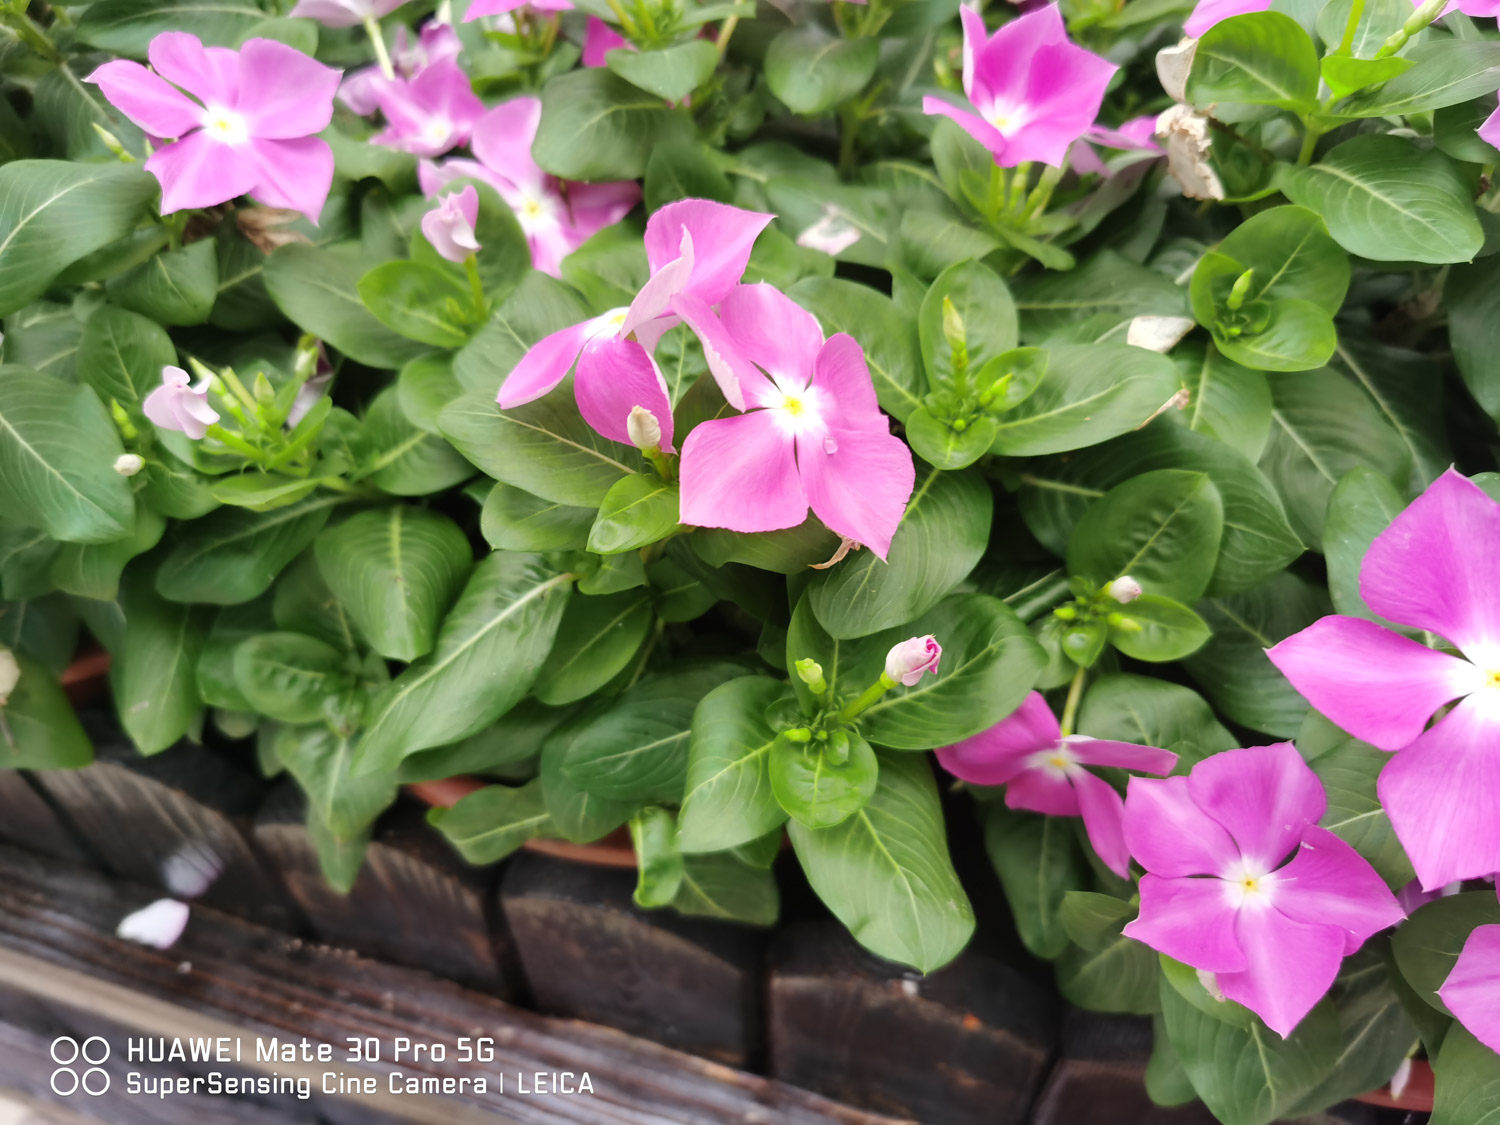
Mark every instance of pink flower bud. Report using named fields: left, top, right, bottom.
left=143, top=366, right=219, bottom=440
left=1108, top=576, right=1143, bottom=603
left=421, top=185, right=480, bottom=263
left=885, top=635, right=941, bottom=686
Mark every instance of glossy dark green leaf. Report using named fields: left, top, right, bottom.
left=534, top=589, right=652, bottom=705
left=770, top=730, right=878, bottom=829
left=676, top=676, right=792, bottom=853
left=985, top=804, right=1089, bottom=959
left=533, top=69, right=694, bottom=180
left=427, top=779, right=553, bottom=864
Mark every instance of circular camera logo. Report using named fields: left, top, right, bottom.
left=50, top=1036, right=110, bottom=1096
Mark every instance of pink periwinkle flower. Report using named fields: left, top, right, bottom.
left=420, top=98, right=639, bottom=277
left=1122, top=743, right=1404, bottom=1037
left=372, top=57, right=483, bottom=157
left=922, top=5, right=1117, bottom=168
left=88, top=33, right=340, bottom=221
left=583, top=17, right=630, bottom=66
left=1182, top=0, right=1271, bottom=37
left=938, top=692, right=1177, bottom=878
left=1069, top=117, right=1159, bottom=176
left=145, top=366, right=220, bottom=439
left=340, top=22, right=460, bottom=116
left=1442, top=923, right=1500, bottom=1053
left=1479, top=107, right=1500, bottom=151
left=496, top=199, right=771, bottom=454
left=464, top=0, right=572, bottom=21
left=288, top=0, right=406, bottom=28
left=422, top=185, right=480, bottom=263
left=677, top=283, right=915, bottom=558
left=1267, top=469, right=1500, bottom=891
left=886, top=636, right=942, bottom=686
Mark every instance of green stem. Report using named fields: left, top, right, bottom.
left=716, top=13, right=739, bottom=59
left=463, top=254, right=485, bottom=316
left=1296, top=121, right=1322, bottom=165
left=363, top=15, right=395, bottom=80
left=645, top=448, right=675, bottom=482
left=1023, top=164, right=1063, bottom=220
left=1059, top=665, right=1086, bottom=738
left=838, top=102, right=860, bottom=179
left=0, top=11, right=60, bottom=64
left=986, top=163, right=1007, bottom=222
left=1336, top=0, right=1366, bottom=55
left=1007, top=162, right=1032, bottom=214
left=204, top=425, right=264, bottom=462
left=838, top=672, right=896, bottom=721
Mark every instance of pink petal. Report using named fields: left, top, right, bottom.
left=288, top=0, right=373, bottom=28
left=340, top=66, right=394, bottom=116
left=958, top=4, right=990, bottom=105
left=643, top=199, right=772, bottom=307
left=1269, top=826, right=1405, bottom=954
left=527, top=223, right=574, bottom=278
left=671, top=292, right=768, bottom=411
left=972, top=3, right=1067, bottom=116
left=1188, top=743, right=1325, bottom=872
left=1184, top=0, right=1273, bottom=37
left=679, top=411, right=808, bottom=534
left=1072, top=767, right=1132, bottom=878
left=936, top=692, right=1061, bottom=786
left=566, top=179, right=642, bottom=234
left=471, top=98, right=546, bottom=194
left=1267, top=615, right=1482, bottom=752
left=1123, top=775, right=1241, bottom=878
left=235, top=38, right=342, bottom=139
left=624, top=227, right=694, bottom=338
left=1481, top=104, right=1500, bottom=151
left=145, top=131, right=259, bottom=214
left=798, top=421, right=914, bottom=560
left=496, top=320, right=591, bottom=407
left=574, top=335, right=676, bottom=453
left=1124, top=874, right=1247, bottom=973
left=86, top=60, right=203, bottom=138
left=1361, top=469, right=1500, bottom=667
left=1379, top=693, right=1500, bottom=890
left=1003, top=43, right=1117, bottom=168
left=583, top=17, right=630, bottom=67
left=810, top=333, right=885, bottom=428
left=922, top=97, right=1006, bottom=162
left=1218, top=904, right=1344, bottom=1038
left=1006, top=768, right=1080, bottom=816
left=148, top=32, right=239, bottom=108
left=1439, top=924, right=1500, bottom=1054
left=1069, top=737, right=1178, bottom=775
left=719, top=283, right=824, bottom=390
left=243, top=137, right=334, bottom=222
left=465, top=0, right=570, bottom=17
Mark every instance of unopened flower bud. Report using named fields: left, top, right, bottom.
left=1226, top=268, right=1255, bottom=311
left=114, top=453, right=145, bottom=477
left=1108, top=576, right=1143, bottom=603
left=91, top=123, right=134, bottom=162
left=627, top=405, right=662, bottom=452
left=942, top=297, right=966, bottom=355
left=420, top=185, right=480, bottom=264
left=1389, top=1057, right=1413, bottom=1102
left=885, top=634, right=942, bottom=687
left=1197, top=968, right=1225, bottom=1003
left=795, top=658, right=825, bottom=688
left=0, top=647, right=18, bottom=705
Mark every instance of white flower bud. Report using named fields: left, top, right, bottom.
left=884, top=635, right=942, bottom=687
left=1197, top=968, right=1226, bottom=1003
left=627, top=405, right=662, bottom=451
left=114, top=453, right=145, bottom=476
left=0, top=647, right=19, bottom=705
left=1108, top=576, right=1144, bottom=604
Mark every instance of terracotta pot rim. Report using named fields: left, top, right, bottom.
left=1351, top=1057, right=1434, bottom=1112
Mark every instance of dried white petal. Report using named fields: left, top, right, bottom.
left=1127, top=315, right=1197, bottom=353
left=117, top=898, right=190, bottom=949
left=1157, top=105, right=1225, bottom=202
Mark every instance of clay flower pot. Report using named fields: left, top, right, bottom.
left=1353, top=1058, right=1433, bottom=1112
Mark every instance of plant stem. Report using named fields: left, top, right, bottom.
left=838, top=102, right=860, bottom=179
left=1007, top=162, right=1031, bottom=214
left=838, top=673, right=896, bottom=721
left=463, top=254, right=485, bottom=315
left=363, top=15, right=395, bottom=80
left=1296, top=120, right=1322, bottom=165
left=716, top=13, right=739, bottom=59
left=986, top=163, right=1006, bottom=222
left=0, top=11, right=60, bottom=64
left=1336, top=0, right=1366, bottom=55
left=1024, top=164, right=1063, bottom=220
left=1059, top=665, right=1086, bottom=738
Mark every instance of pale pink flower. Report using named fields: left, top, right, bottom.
left=583, top=17, right=630, bottom=66
left=340, top=21, right=460, bottom=115
left=1442, top=923, right=1500, bottom=1053
left=886, top=635, right=942, bottom=686
left=145, top=366, right=220, bottom=439
left=88, top=33, right=340, bottom=221
left=422, top=185, right=480, bottom=262
left=464, top=0, right=572, bottom=20
left=1184, top=0, right=1272, bottom=36
left=289, top=0, right=406, bottom=28
left=372, top=57, right=483, bottom=157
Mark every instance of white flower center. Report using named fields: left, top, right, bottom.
left=1025, top=743, right=1079, bottom=780
left=1220, top=858, right=1276, bottom=910
left=200, top=107, right=249, bottom=146
left=512, top=191, right=559, bottom=236
left=766, top=374, right=825, bottom=437
left=423, top=117, right=453, bottom=146
left=984, top=100, right=1030, bottom=137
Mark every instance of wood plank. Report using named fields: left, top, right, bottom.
left=0, top=844, right=900, bottom=1125
left=0, top=771, right=91, bottom=865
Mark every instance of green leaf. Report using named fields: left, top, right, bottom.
left=691, top=518, right=840, bottom=574
left=1309, top=731, right=1415, bottom=888
left=399, top=699, right=563, bottom=783
left=1186, top=12, right=1320, bottom=111
left=770, top=730, right=878, bottom=829
left=1431, top=1026, right=1500, bottom=1125
left=1077, top=673, right=1237, bottom=756
left=1216, top=298, right=1338, bottom=374
left=397, top=352, right=462, bottom=435
left=106, top=240, right=218, bottom=326
left=1445, top=254, right=1500, bottom=428
left=439, top=386, right=634, bottom=507
left=1320, top=55, right=1412, bottom=100
left=1067, top=469, right=1224, bottom=603
left=4, top=301, right=81, bottom=382
left=1212, top=205, right=1350, bottom=314
left=276, top=723, right=396, bottom=841
left=587, top=474, right=680, bottom=555
left=155, top=494, right=338, bottom=605
left=789, top=752, right=974, bottom=973
left=607, top=39, right=716, bottom=103
left=194, top=598, right=269, bottom=711
left=481, top=483, right=594, bottom=551
left=272, top=552, right=359, bottom=652
left=789, top=276, right=925, bottom=422
left=807, top=466, right=991, bottom=639
left=453, top=271, right=593, bottom=393
left=427, top=779, right=553, bottom=864
left=764, top=25, right=878, bottom=116
left=1323, top=466, right=1405, bottom=622
left=0, top=653, right=91, bottom=769
left=112, top=569, right=205, bottom=755
left=676, top=676, right=792, bottom=853
left=560, top=660, right=749, bottom=802
left=985, top=804, right=1089, bottom=959
left=78, top=0, right=269, bottom=54
left=51, top=501, right=165, bottom=600
left=1332, top=39, right=1500, bottom=118
left=233, top=632, right=349, bottom=725
left=0, top=371, right=134, bottom=544
left=672, top=853, right=780, bottom=926
left=359, top=387, right=474, bottom=497
left=356, top=553, right=573, bottom=772
left=644, top=143, right=733, bottom=214
left=1160, top=977, right=1342, bottom=1125
left=314, top=506, right=472, bottom=662
left=1276, top=135, right=1483, bottom=265
left=264, top=243, right=429, bottom=369
left=630, top=805, right=684, bottom=908
left=534, top=589, right=652, bottom=705
left=358, top=260, right=480, bottom=349
left=1258, top=368, right=1410, bottom=551
left=1016, top=250, right=1189, bottom=342
left=989, top=344, right=1179, bottom=456
left=1108, top=594, right=1211, bottom=663
left=917, top=258, right=1018, bottom=387
left=1186, top=571, right=1330, bottom=737
left=33, top=60, right=147, bottom=163
left=1392, top=892, right=1500, bottom=1015
left=1056, top=892, right=1160, bottom=1014
left=1332, top=338, right=1449, bottom=490
left=1175, top=341, right=1272, bottom=462
left=539, top=729, right=637, bottom=843
left=905, top=407, right=998, bottom=471
left=532, top=69, right=694, bottom=181
left=788, top=593, right=1048, bottom=750
left=0, top=162, right=157, bottom=318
